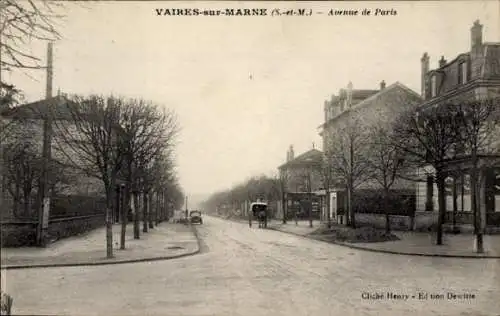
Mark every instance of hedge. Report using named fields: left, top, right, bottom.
left=352, top=189, right=416, bottom=217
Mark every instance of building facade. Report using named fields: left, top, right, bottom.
left=278, top=146, right=324, bottom=220
left=319, top=80, right=422, bottom=225
left=415, top=20, right=500, bottom=232
left=0, top=96, right=110, bottom=221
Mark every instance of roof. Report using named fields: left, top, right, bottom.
left=351, top=89, right=380, bottom=100
left=1, top=95, right=77, bottom=120
left=320, top=82, right=421, bottom=129
left=278, top=148, right=323, bottom=169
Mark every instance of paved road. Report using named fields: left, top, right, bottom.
left=3, top=216, right=500, bottom=316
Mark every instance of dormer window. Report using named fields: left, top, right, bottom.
left=431, top=74, right=437, bottom=97
left=458, top=61, right=467, bottom=84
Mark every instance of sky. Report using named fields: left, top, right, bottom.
left=6, top=0, right=500, bottom=201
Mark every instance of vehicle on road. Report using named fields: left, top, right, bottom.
left=249, top=202, right=268, bottom=228
left=189, top=210, right=203, bottom=224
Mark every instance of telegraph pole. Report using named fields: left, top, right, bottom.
left=36, top=41, right=54, bottom=247
left=0, top=8, right=4, bottom=222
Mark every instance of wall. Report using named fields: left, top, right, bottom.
left=47, top=214, right=105, bottom=242
left=1, top=214, right=105, bottom=247
left=355, top=213, right=413, bottom=231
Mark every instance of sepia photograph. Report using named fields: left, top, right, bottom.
left=1, top=0, right=500, bottom=315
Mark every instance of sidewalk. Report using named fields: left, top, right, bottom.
left=267, top=220, right=500, bottom=258
left=0, top=221, right=200, bottom=269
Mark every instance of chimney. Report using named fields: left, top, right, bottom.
left=330, top=94, right=338, bottom=117
left=380, top=80, right=386, bottom=90
left=324, top=100, right=328, bottom=122
left=439, top=56, right=447, bottom=68
left=421, top=52, right=429, bottom=97
left=289, top=145, right=294, bottom=160
left=347, top=81, right=353, bottom=108
left=471, top=20, right=483, bottom=50
left=46, top=42, right=54, bottom=99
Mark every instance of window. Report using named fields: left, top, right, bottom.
left=431, top=74, right=437, bottom=97
left=458, top=62, right=467, bottom=84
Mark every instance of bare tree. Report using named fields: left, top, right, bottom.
left=454, top=98, right=500, bottom=253
left=320, top=152, right=334, bottom=228
left=0, top=83, right=24, bottom=207
left=54, top=95, right=124, bottom=259
left=325, top=115, right=370, bottom=228
left=119, top=99, right=179, bottom=241
left=0, top=0, right=63, bottom=73
left=295, top=167, right=315, bottom=228
left=366, top=123, right=407, bottom=233
left=394, top=104, right=462, bottom=245
left=277, top=169, right=289, bottom=224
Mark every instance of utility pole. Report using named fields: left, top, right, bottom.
left=185, top=195, right=188, bottom=220
left=36, top=41, right=54, bottom=247
left=0, top=12, right=4, bottom=225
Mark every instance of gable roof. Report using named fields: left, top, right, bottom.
left=1, top=95, right=77, bottom=120
left=351, top=89, right=380, bottom=101
left=278, top=148, right=323, bottom=169
left=319, top=82, right=421, bottom=129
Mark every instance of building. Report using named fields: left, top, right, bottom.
left=278, top=145, right=324, bottom=220
left=319, top=80, right=422, bottom=226
left=415, top=20, right=500, bottom=232
left=0, top=95, right=123, bottom=221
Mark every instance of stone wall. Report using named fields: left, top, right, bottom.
left=47, top=214, right=105, bottom=242
left=1, top=214, right=105, bottom=247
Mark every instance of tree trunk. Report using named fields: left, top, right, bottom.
left=384, top=189, right=391, bottom=234
left=23, top=188, right=30, bottom=217
left=309, top=196, right=313, bottom=228
left=105, top=186, right=114, bottom=258
left=155, top=191, right=160, bottom=225
left=149, top=191, right=154, bottom=229
left=326, top=189, right=331, bottom=228
left=282, top=190, right=287, bottom=224
left=436, top=171, right=446, bottom=245
left=471, top=164, right=484, bottom=253
left=163, top=191, right=167, bottom=221
left=348, top=182, right=355, bottom=228
left=120, top=185, right=127, bottom=250
left=452, top=176, right=458, bottom=233
left=133, top=191, right=140, bottom=239
left=13, top=178, right=20, bottom=218
left=143, top=191, right=148, bottom=233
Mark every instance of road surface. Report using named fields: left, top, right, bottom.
left=3, top=216, right=500, bottom=316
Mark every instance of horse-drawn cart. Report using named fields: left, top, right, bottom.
left=248, top=202, right=268, bottom=228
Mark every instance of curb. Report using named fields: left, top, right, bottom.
left=267, top=227, right=500, bottom=259
left=1, top=225, right=202, bottom=270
